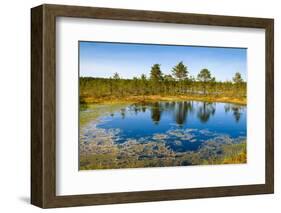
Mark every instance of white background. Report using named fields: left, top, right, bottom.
left=57, top=18, right=265, bottom=195
left=0, top=0, right=279, bottom=212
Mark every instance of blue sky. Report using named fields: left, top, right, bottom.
left=79, top=41, right=247, bottom=82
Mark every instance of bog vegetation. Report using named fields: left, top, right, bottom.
left=79, top=62, right=247, bottom=169
left=80, top=62, right=246, bottom=105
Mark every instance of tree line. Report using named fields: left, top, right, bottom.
left=80, top=62, right=246, bottom=102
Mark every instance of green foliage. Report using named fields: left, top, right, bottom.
left=140, top=73, right=147, bottom=81
left=150, top=64, right=163, bottom=82
left=113, top=72, right=121, bottom=80
left=233, top=72, right=243, bottom=84
left=172, top=61, right=188, bottom=81
left=197, top=68, right=215, bottom=94
left=79, top=64, right=247, bottom=103
left=163, top=74, right=174, bottom=81
left=197, top=68, right=212, bottom=82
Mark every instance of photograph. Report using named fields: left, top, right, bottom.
left=29, top=3, right=274, bottom=208
left=79, top=41, right=247, bottom=170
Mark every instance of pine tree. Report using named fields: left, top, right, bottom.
left=172, top=61, right=188, bottom=81
left=232, top=72, right=243, bottom=84
left=197, top=68, right=213, bottom=95
left=150, top=64, right=163, bottom=82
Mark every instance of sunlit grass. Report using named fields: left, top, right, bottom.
left=81, top=94, right=246, bottom=106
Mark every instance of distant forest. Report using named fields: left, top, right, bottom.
left=80, top=62, right=246, bottom=103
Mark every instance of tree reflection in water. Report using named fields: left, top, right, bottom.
left=128, top=101, right=244, bottom=125
left=80, top=100, right=247, bottom=170
left=120, top=108, right=126, bottom=119
left=224, top=103, right=244, bottom=122
left=151, top=102, right=162, bottom=124
left=174, top=101, right=193, bottom=126
left=197, top=102, right=216, bottom=123
left=148, top=101, right=194, bottom=126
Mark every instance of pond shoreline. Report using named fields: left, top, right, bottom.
left=81, top=95, right=246, bottom=106
left=79, top=100, right=247, bottom=170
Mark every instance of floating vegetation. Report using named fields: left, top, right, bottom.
left=152, top=133, right=169, bottom=141
left=79, top=101, right=247, bottom=170
left=80, top=121, right=246, bottom=170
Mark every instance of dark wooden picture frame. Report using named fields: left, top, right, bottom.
left=31, top=4, right=274, bottom=208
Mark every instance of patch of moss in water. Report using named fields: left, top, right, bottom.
left=79, top=101, right=246, bottom=170
left=79, top=125, right=246, bottom=170
left=80, top=103, right=130, bottom=127
left=80, top=141, right=246, bottom=170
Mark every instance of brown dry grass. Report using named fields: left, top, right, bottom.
left=82, top=94, right=246, bottom=105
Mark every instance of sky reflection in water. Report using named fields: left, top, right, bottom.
left=81, top=101, right=246, bottom=152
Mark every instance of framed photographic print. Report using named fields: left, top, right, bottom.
left=31, top=4, right=274, bottom=208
